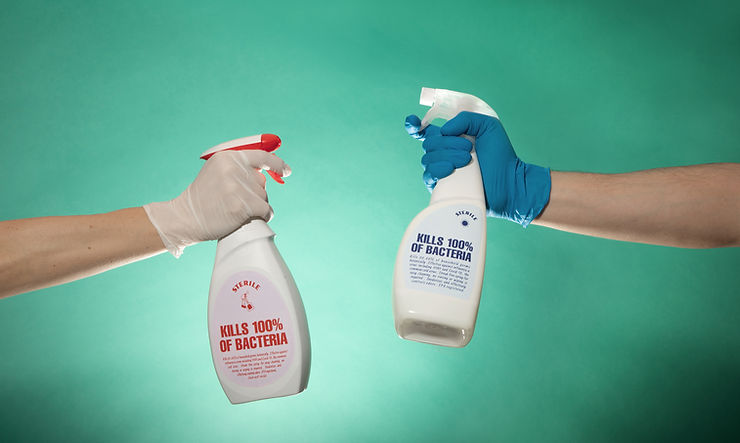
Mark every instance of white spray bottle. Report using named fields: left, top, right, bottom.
left=201, top=134, right=310, bottom=403
left=393, top=88, right=498, bottom=348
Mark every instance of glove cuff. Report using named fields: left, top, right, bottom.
left=521, top=163, right=551, bottom=227
left=501, top=161, right=551, bottom=228
left=143, top=201, right=191, bottom=258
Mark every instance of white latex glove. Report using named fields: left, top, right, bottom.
left=144, top=150, right=291, bottom=257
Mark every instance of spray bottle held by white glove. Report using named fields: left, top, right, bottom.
left=203, top=135, right=310, bottom=404
left=145, top=134, right=310, bottom=403
left=393, top=88, right=498, bottom=348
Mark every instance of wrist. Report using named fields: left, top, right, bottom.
left=143, top=201, right=195, bottom=258
left=486, top=160, right=551, bottom=227
left=518, top=162, right=551, bottom=227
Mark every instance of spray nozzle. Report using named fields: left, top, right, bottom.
left=199, top=134, right=285, bottom=184
left=419, top=87, right=498, bottom=129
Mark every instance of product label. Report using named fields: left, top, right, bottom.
left=402, top=205, right=484, bottom=299
left=210, top=270, right=293, bottom=387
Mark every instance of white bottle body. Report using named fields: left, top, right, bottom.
left=393, top=155, right=487, bottom=348
left=207, top=220, right=310, bottom=403
left=393, top=87, right=496, bottom=347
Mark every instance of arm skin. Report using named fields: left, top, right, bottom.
left=0, top=207, right=166, bottom=299
left=532, top=163, right=740, bottom=248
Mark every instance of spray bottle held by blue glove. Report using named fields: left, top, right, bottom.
left=405, top=111, right=551, bottom=227
left=394, top=88, right=496, bottom=348
left=393, top=88, right=552, bottom=348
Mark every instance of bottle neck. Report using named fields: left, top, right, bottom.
left=216, top=219, right=275, bottom=260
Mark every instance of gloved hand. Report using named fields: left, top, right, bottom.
left=405, top=111, right=550, bottom=227
left=143, top=150, right=291, bottom=257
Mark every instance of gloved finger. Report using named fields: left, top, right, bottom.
left=265, top=202, right=275, bottom=222
left=422, top=135, right=473, bottom=153
left=422, top=150, right=472, bottom=169
left=250, top=198, right=274, bottom=222
left=424, top=161, right=455, bottom=182
left=440, top=111, right=496, bottom=138
left=405, top=114, right=441, bottom=141
left=422, top=170, right=437, bottom=190
left=233, top=150, right=292, bottom=179
left=229, top=168, right=268, bottom=202
left=254, top=169, right=267, bottom=189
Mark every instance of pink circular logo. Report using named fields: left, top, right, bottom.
left=210, top=270, right=293, bottom=387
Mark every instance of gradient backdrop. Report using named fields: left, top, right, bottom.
left=1, top=1, right=739, bottom=442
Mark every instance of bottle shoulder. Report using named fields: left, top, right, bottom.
left=414, top=198, right=486, bottom=217
left=212, top=239, right=297, bottom=289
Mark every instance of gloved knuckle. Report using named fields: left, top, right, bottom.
left=215, top=157, right=239, bottom=176
left=223, top=179, right=241, bottom=195
left=459, top=110, right=472, bottom=118
left=247, top=150, right=270, bottom=165
left=213, top=151, right=236, bottom=165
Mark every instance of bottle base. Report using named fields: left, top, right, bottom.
left=396, top=319, right=470, bottom=348
left=225, top=385, right=307, bottom=404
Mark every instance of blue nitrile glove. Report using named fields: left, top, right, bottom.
left=404, top=116, right=474, bottom=191
left=404, top=112, right=551, bottom=227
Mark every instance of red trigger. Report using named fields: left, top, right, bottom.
left=267, top=170, right=284, bottom=184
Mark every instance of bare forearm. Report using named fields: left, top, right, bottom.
left=532, top=163, right=740, bottom=248
left=0, top=207, right=166, bottom=298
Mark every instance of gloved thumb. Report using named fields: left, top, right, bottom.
left=405, top=114, right=441, bottom=141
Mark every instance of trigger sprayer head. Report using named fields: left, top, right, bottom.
left=419, top=87, right=499, bottom=128
left=199, top=134, right=285, bottom=184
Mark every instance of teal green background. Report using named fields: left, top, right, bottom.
left=1, top=0, right=739, bottom=441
